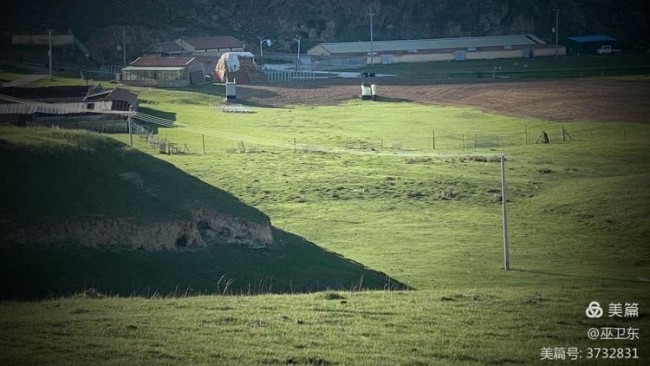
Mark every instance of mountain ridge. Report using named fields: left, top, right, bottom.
left=2, top=1, right=648, bottom=63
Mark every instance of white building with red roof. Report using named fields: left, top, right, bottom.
left=140, top=36, right=245, bottom=85
left=177, top=36, right=244, bottom=56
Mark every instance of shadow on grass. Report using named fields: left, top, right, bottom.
left=0, top=228, right=410, bottom=300
left=0, top=128, right=410, bottom=300
left=137, top=106, right=177, bottom=121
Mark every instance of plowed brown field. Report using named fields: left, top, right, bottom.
left=236, top=77, right=650, bottom=123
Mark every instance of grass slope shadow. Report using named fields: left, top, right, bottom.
left=0, top=228, right=410, bottom=300
left=0, top=127, right=409, bottom=299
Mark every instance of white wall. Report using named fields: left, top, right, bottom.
left=371, top=47, right=567, bottom=65
left=534, top=47, right=567, bottom=57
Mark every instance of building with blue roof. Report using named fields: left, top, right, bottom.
left=566, top=35, right=616, bottom=55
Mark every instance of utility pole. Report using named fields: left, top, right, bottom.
left=127, top=106, right=133, bottom=147
left=369, top=10, right=374, bottom=67
left=554, top=9, right=560, bottom=57
left=294, top=36, right=301, bottom=71
left=257, top=36, right=270, bottom=65
left=500, top=155, right=510, bottom=270
left=48, top=29, right=53, bottom=80
left=122, top=26, right=127, bottom=66
left=294, top=36, right=301, bottom=61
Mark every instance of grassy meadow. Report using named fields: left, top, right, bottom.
left=1, top=75, right=649, bottom=364
left=121, top=86, right=650, bottom=289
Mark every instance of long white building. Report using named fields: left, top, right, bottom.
left=307, top=34, right=565, bottom=64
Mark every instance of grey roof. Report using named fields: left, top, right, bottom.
left=0, top=86, right=89, bottom=101
left=0, top=102, right=92, bottom=115
left=122, top=66, right=186, bottom=71
left=310, top=34, right=546, bottom=54
left=0, top=86, right=136, bottom=114
left=128, top=56, right=195, bottom=67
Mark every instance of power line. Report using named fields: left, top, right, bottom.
left=136, top=111, right=509, bottom=159
left=132, top=111, right=174, bottom=127
left=48, top=29, right=53, bottom=80
left=554, top=9, right=560, bottom=57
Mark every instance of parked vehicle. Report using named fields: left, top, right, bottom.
left=596, top=45, right=621, bottom=55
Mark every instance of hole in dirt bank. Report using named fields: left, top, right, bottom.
left=196, top=221, right=211, bottom=231
left=175, top=234, right=188, bottom=247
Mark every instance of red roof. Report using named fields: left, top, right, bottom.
left=129, top=56, right=195, bottom=67
left=181, top=36, right=243, bottom=50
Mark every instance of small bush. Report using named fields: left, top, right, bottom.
left=322, top=292, right=346, bottom=300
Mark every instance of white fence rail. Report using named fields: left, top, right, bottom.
left=265, top=70, right=316, bottom=83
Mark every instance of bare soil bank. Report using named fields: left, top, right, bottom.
left=237, top=77, right=650, bottom=123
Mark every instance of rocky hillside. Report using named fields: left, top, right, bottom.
left=2, top=0, right=648, bottom=63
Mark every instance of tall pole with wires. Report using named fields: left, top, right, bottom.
left=128, top=106, right=133, bottom=147
left=554, top=9, right=560, bottom=57
left=501, top=155, right=510, bottom=270
left=294, top=36, right=301, bottom=71
left=257, top=36, right=271, bottom=65
left=368, top=11, right=374, bottom=67
left=122, top=26, right=127, bottom=66
left=48, top=29, right=53, bottom=80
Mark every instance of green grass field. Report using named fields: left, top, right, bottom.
left=1, top=74, right=649, bottom=364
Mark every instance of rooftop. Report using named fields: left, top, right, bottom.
left=0, top=86, right=89, bottom=102
left=179, top=36, right=243, bottom=50
left=309, top=34, right=547, bottom=54
left=129, top=56, right=196, bottom=67
left=567, top=35, right=616, bottom=43
left=151, top=41, right=185, bottom=53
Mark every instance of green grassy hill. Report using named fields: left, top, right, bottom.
left=2, top=285, right=647, bottom=365
left=1, top=77, right=649, bottom=364
left=0, top=128, right=263, bottom=222
left=0, top=128, right=405, bottom=298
